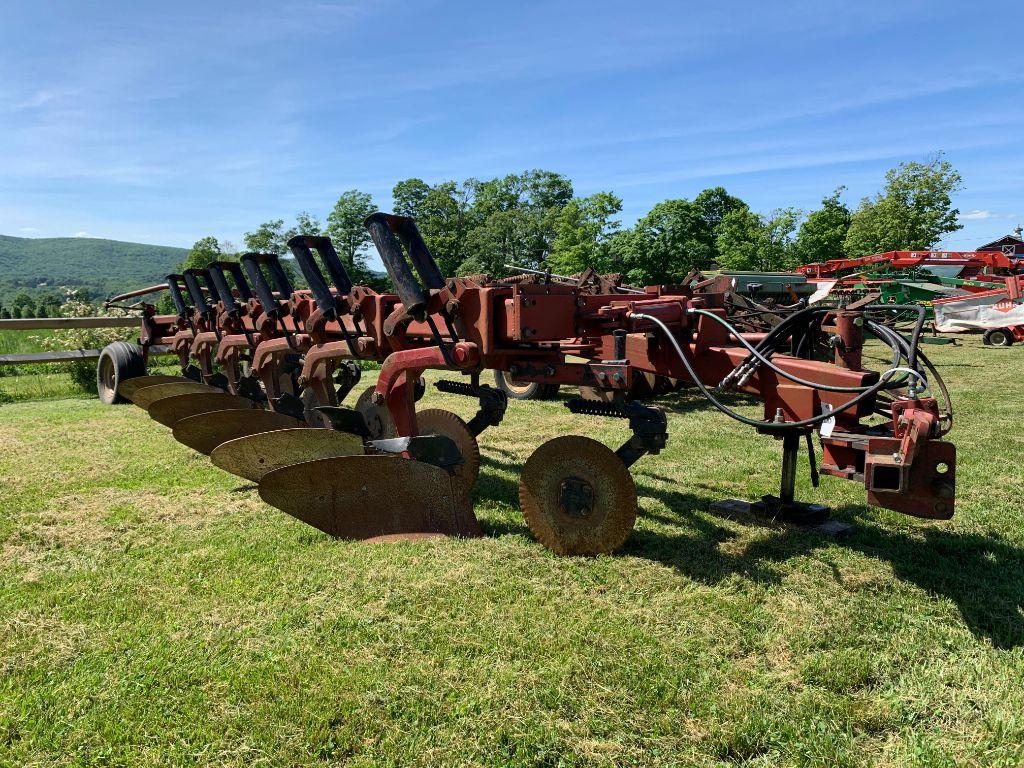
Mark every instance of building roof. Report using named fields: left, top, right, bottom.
left=977, top=231, right=1024, bottom=252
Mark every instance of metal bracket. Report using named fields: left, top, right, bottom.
left=466, top=385, right=508, bottom=437
left=565, top=397, right=668, bottom=468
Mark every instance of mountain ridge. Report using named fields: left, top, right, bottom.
left=0, top=234, right=189, bottom=304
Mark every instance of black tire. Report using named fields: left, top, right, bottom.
left=493, top=370, right=559, bottom=400
left=96, top=342, right=146, bottom=405
left=983, top=328, right=1014, bottom=347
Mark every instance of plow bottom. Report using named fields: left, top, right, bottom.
left=211, top=428, right=364, bottom=483
left=172, top=409, right=308, bottom=455
left=259, top=455, right=482, bottom=541
left=132, top=381, right=222, bottom=410
left=118, top=375, right=194, bottom=400
left=148, top=392, right=262, bottom=428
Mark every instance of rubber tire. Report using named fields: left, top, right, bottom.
left=983, top=328, right=1014, bottom=347
left=493, top=370, right=559, bottom=400
left=97, top=342, right=147, bottom=405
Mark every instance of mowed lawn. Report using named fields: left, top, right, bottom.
left=1, top=340, right=1023, bottom=767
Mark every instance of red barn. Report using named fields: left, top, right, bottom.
left=977, top=227, right=1024, bottom=257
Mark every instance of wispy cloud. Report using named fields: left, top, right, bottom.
left=73, top=231, right=93, bottom=238
left=19, top=226, right=39, bottom=233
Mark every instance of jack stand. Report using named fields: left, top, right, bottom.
left=712, top=432, right=853, bottom=538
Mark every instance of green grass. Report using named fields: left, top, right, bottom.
left=1, top=341, right=1023, bottom=767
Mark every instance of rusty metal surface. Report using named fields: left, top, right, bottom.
left=131, top=381, right=220, bottom=410
left=518, top=435, right=637, bottom=556
left=171, top=409, right=308, bottom=455
left=148, top=392, right=262, bottom=428
left=866, top=438, right=956, bottom=519
left=355, top=386, right=396, bottom=439
left=415, top=408, right=479, bottom=492
left=211, top=428, right=363, bottom=482
left=118, top=375, right=192, bottom=400
left=259, top=455, right=482, bottom=540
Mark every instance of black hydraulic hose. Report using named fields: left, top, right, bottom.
left=690, top=308, right=917, bottom=394
left=630, top=312, right=904, bottom=433
left=862, top=304, right=925, bottom=369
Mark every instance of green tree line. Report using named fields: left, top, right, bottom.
left=181, top=153, right=963, bottom=293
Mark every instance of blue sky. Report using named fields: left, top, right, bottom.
left=2, top=0, right=1023, bottom=269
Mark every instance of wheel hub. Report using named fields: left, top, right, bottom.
left=559, top=475, right=594, bottom=518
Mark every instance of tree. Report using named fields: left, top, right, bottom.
left=294, top=211, right=323, bottom=237
left=462, top=170, right=574, bottom=274
left=717, top=207, right=801, bottom=272
left=792, top=188, right=851, bottom=264
left=393, top=179, right=475, bottom=277
left=547, top=192, right=623, bottom=275
left=182, top=236, right=222, bottom=270
left=243, top=220, right=289, bottom=255
left=0, top=307, right=9, bottom=319
left=692, top=187, right=749, bottom=264
left=613, top=199, right=711, bottom=285
left=11, top=292, right=35, bottom=318
left=844, top=154, right=963, bottom=256
left=325, top=190, right=376, bottom=282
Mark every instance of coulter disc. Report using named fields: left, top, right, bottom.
left=258, top=455, right=481, bottom=541
left=211, top=428, right=364, bottom=483
left=131, top=381, right=220, bottom=410
left=148, top=392, right=262, bottom=428
left=118, top=374, right=191, bottom=400
left=415, top=408, right=480, bottom=492
left=518, top=435, right=637, bottom=556
left=171, top=409, right=308, bottom=455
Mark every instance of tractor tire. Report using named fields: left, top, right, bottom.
left=983, top=328, right=1015, bottom=347
left=493, top=370, right=559, bottom=400
left=97, top=342, right=147, bottom=405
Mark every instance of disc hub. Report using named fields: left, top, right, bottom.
left=559, top=476, right=594, bottom=518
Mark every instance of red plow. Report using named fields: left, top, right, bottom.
left=99, top=214, right=957, bottom=554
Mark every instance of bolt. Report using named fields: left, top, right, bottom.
left=371, top=391, right=384, bottom=406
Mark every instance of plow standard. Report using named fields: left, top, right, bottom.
left=98, top=214, right=957, bottom=554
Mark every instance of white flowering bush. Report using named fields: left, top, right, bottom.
left=35, top=294, right=137, bottom=392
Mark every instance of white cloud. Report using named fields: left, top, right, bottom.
left=73, top=231, right=93, bottom=237
left=19, top=226, right=39, bottom=232
left=961, top=209, right=995, bottom=220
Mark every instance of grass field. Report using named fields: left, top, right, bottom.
left=1, top=340, right=1023, bottom=767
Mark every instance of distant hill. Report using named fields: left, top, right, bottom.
left=0, top=235, right=188, bottom=304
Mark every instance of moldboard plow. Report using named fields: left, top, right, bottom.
left=99, top=214, right=958, bottom=554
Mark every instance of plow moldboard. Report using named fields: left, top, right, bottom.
left=148, top=392, right=263, bottom=428
left=172, top=409, right=308, bottom=455
left=259, top=455, right=482, bottom=540
left=131, top=381, right=221, bottom=410
left=211, top=428, right=364, bottom=483
left=118, top=375, right=193, bottom=400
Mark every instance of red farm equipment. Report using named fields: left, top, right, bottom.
left=99, top=215, right=958, bottom=555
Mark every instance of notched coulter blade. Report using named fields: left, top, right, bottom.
left=172, top=409, right=308, bottom=455
left=149, top=392, right=262, bottom=428
left=211, top=428, right=364, bottom=483
left=131, top=381, right=221, bottom=410
left=259, top=455, right=482, bottom=541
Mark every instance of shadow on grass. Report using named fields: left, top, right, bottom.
left=474, top=458, right=1024, bottom=650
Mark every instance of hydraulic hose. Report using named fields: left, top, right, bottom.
left=629, top=312, right=916, bottom=433
left=690, top=308, right=916, bottom=394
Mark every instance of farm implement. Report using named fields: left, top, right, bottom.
left=100, top=215, right=959, bottom=555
